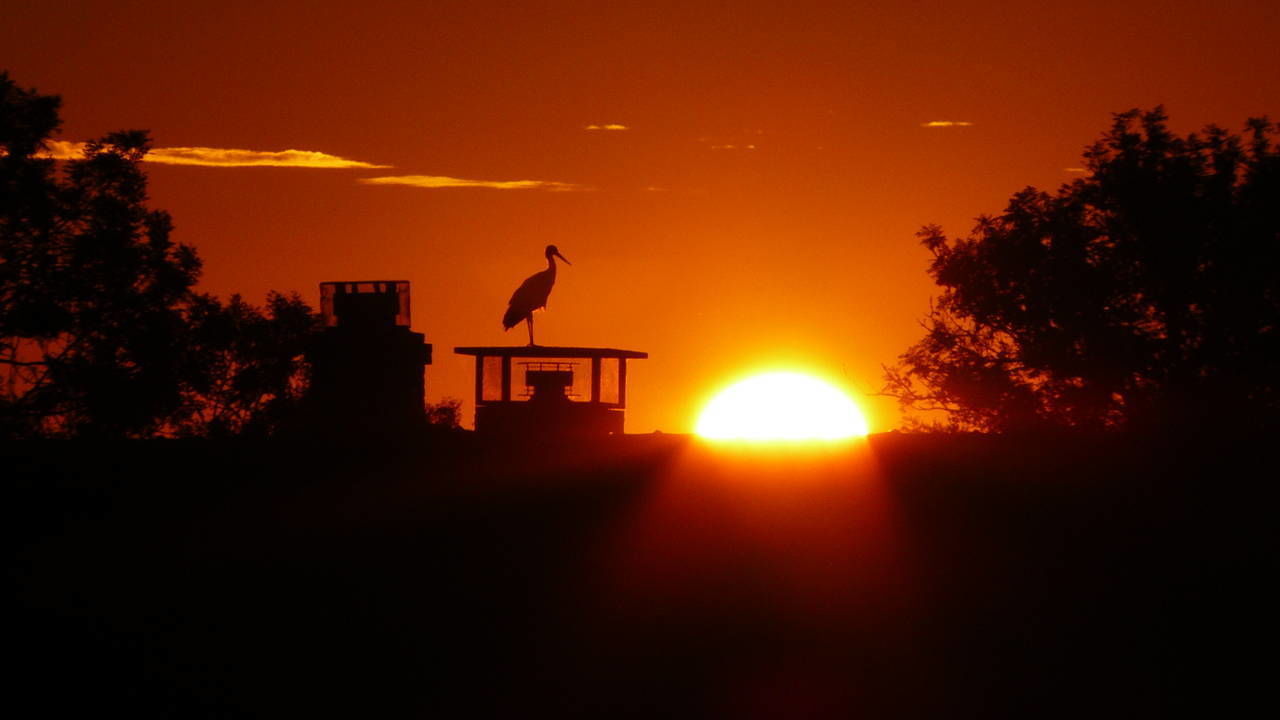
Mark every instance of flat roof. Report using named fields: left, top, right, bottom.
left=454, top=345, right=648, bottom=359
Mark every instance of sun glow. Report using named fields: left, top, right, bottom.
left=695, top=372, right=869, bottom=441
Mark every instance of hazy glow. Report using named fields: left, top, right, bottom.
left=358, top=175, right=589, bottom=191
left=38, top=140, right=389, bottom=168
left=696, top=372, right=869, bottom=440
left=585, top=123, right=628, bottom=131
left=920, top=120, right=974, bottom=127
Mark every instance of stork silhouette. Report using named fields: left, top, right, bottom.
left=503, top=245, right=570, bottom=346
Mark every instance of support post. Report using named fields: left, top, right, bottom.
left=618, top=359, right=628, bottom=407
left=500, top=356, right=511, bottom=402
left=590, top=357, right=602, bottom=404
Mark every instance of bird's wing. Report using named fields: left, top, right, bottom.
left=503, top=271, right=553, bottom=329
left=507, top=274, right=539, bottom=305
left=502, top=304, right=524, bottom=329
left=508, top=270, right=551, bottom=307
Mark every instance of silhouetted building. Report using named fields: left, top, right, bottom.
left=454, top=346, right=646, bottom=435
left=306, top=281, right=432, bottom=434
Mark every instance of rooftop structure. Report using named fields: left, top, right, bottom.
left=454, top=345, right=647, bottom=436
left=306, top=281, right=432, bottom=434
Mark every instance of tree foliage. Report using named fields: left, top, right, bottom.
left=1, top=71, right=318, bottom=438
left=884, top=108, right=1280, bottom=432
left=2, top=72, right=201, bottom=436
left=425, top=397, right=463, bottom=430
left=176, top=292, right=319, bottom=438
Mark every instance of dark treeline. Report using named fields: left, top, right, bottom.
left=884, top=108, right=1280, bottom=433
left=1, top=72, right=470, bottom=438
left=1, top=71, right=319, bottom=438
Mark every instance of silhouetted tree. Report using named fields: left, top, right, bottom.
left=884, top=108, right=1280, bottom=432
left=2, top=72, right=200, bottom=437
left=174, top=292, right=319, bottom=438
left=2, top=72, right=322, bottom=438
left=425, top=397, right=463, bottom=430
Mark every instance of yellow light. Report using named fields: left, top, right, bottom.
left=695, top=371, right=869, bottom=441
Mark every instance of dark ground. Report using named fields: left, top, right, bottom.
left=6, top=430, right=1268, bottom=717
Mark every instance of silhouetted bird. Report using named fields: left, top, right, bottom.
left=503, top=245, right=570, bottom=345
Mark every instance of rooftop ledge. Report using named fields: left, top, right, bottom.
left=454, top=346, right=648, bottom=359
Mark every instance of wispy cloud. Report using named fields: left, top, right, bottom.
left=41, top=141, right=87, bottom=160
left=41, top=140, right=388, bottom=168
left=709, top=144, right=756, bottom=150
left=358, top=175, right=590, bottom=191
left=585, top=123, right=628, bottom=131
left=920, top=121, right=974, bottom=128
left=147, top=147, right=388, bottom=168
left=1064, top=167, right=1088, bottom=173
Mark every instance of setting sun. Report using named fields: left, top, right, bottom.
left=695, top=371, right=869, bottom=440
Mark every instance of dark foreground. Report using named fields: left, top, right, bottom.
left=7, top=431, right=1266, bottom=717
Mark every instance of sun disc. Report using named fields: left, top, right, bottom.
left=695, top=371, right=869, bottom=441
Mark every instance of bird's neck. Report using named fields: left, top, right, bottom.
left=546, top=255, right=557, bottom=272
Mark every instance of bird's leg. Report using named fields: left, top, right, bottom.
left=526, top=316, right=535, bottom=346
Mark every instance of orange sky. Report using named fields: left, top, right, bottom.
left=5, top=0, right=1278, bottom=432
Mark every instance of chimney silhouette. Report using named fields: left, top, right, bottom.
left=305, top=281, right=432, bottom=435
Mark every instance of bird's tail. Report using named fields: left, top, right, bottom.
left=502, top=307, right=523, bottom=330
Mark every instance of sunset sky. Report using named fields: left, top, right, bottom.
left=5, top=0, right=1278, bottom=432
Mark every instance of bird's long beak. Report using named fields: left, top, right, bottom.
left=555, top=250, right=571, bottom=265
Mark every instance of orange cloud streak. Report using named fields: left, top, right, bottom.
left=358, top=175, right=590, bottom=191
left=40, top=140, right=388, bottom=168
